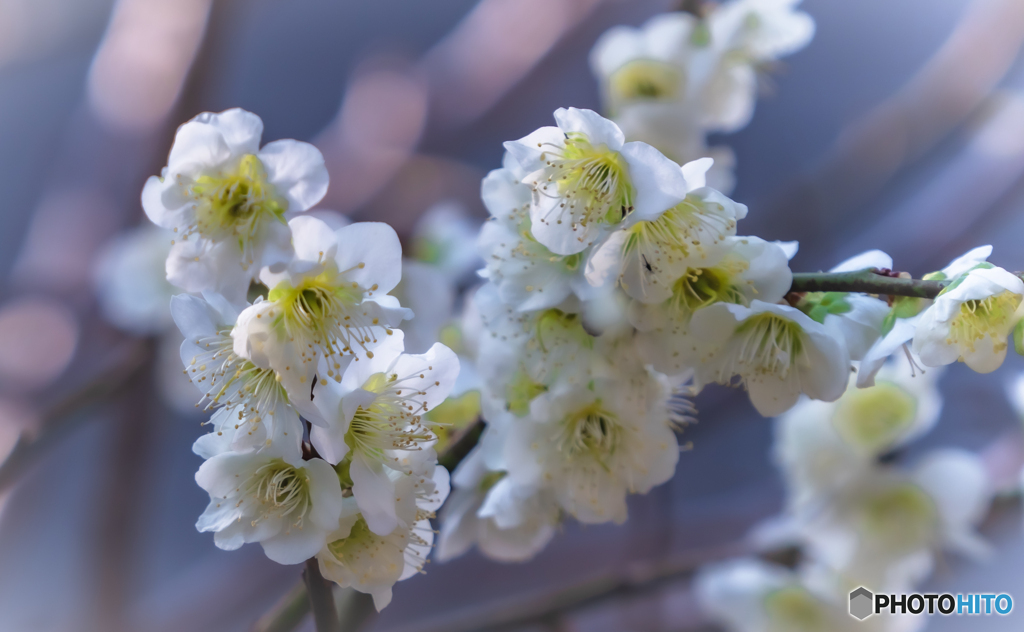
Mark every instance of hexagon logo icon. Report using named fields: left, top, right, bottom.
left=850, top=587, right=874, bottom=620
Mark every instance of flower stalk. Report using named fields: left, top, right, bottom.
left=789, top=269, right=950, bottom=299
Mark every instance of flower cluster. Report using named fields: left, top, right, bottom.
left=98, top=0, right=1024, bottom=621
left=141, top=108, right=460, bottom=610
left=439, top=0, right=1024, bottom=568
left=697, top=354, right=995, bottom=631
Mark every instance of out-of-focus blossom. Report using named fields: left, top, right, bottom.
left=142, top=108, right=328, bottom=301
left=94, top=224, right=176, bottom=336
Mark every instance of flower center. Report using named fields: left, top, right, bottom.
left=832, top=381, right=917, bottom=455
left=608, top=59, right=683, bottom=103
left=531, top=133, right=634, bottom=231
left=345, top=371, right=436, bottom=462
left=669, top=263, right=748, bottom=314
left=187, top=154, right=286, bottom=267
left=722, top=313, right=805, bottom=381
left=947, top=290, right=1021, bottom=353
left=860, top=483, right=937, bottom=553
left=244, top=459, right=311, bottom=528
left=557, top=403, right=621, bottom=466
left=268, top=269, right=384, bottom=365
left=763, top=586, right=828, bottom=632
left=622, top=198, right=739, bottom=298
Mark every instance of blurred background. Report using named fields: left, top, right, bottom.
left=3, top=0, right=1024, bottom=630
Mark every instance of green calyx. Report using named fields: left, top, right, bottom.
left=880, top=296, right=929, bottom=336
left=797, top=291, right=852, bottom=325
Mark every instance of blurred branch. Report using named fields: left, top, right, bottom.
left=438, top=418, right=484, bottom=472
left=253, top=582, right=309, bottom=632
left=0, top=339, right=150, bottom=494
left=303, top=558, right=341, bottom=632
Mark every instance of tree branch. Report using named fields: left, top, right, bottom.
left=789, top=268, right=949, bottom=299
left=303, top=558, right=341, bottom=632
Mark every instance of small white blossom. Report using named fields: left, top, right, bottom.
left=688, top=300, right=850, bottom=416
left=913, top=265, right=1024, bottom=373
left=504, top=107, right=688, bottom=256
left=696, top=558, right=854, bottom=632
left=710, top=0, right=816, bottom=61
left=94, top=224, right=176, bottom=336
left=798, top=250, right=893, bottom=362
left=858, top=247, right=994, bottom=387
left=172, top=293, right=305, bottom=457
left=231, top=216, right=411, bottom=406
left=195, top=446, right=344, bottom=565
left=437, top=426, right=559, bottom=563
left=628, top=238, right=794, bottom=377
left=587, top=158, right=749, bottom=304
left=142, top=108, right=328, bottom=301
left=477, top=162, right=596, bottom=311
left=503, top=374, right=680, bottom=524
left=696, top=558, right=920, bottom=632
left=799, top=449, right=991, bottom=591
left=317, top=457, right=449, bottom=611
left=774, top=354, right=943, bottom=509
left=310, top=330, right=459, bottom=535
left=410, top=201, right=483, bottom=283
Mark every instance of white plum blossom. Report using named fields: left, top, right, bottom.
left=503, top=107, right=688, bottom=256
left=710, top=0, right=816, bottom=61
left=913, top=265, right=1024, bottom=373
left=798, top=449, right=991, bottom=591
left=696, top=558, right=857, bottom=632
left=688, top=300, right=848, bottom=416
left=94, top=224, right=176, bottom=336
left=774, top=354, right=943, bottom=509
left=588, top=157, right=749, bottom=304
left=172, top=293, right=305, bottom=457
left=477, top=160, right=597, bottom=311
left=142, top=108, right=328, bottom=301
left=798, top=250, right=893, bottom=362
left=437, top=427, right=559, bottom=563
left=310, top=330, right=458, bottom=535
left=503, top=375, right=680, bottom=524
left=195, top=445, right=344, bottom=565
left=410, top=200, right=483, bottom=283
left=231, top=216, right=411, bottom=406
left=696, top=558, right=923, bottom=632
left=859, top=246, right=993, bottom=386
left=317, top=457, right=449, bottom=611
left=629, top=236, right=793, bottom=375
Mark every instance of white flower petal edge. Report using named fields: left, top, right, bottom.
left=913, top=266, right=1024, bottom=373
left=689, top=300, right=850, bottom=416
left=195, top=446, right=343, bottom=565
